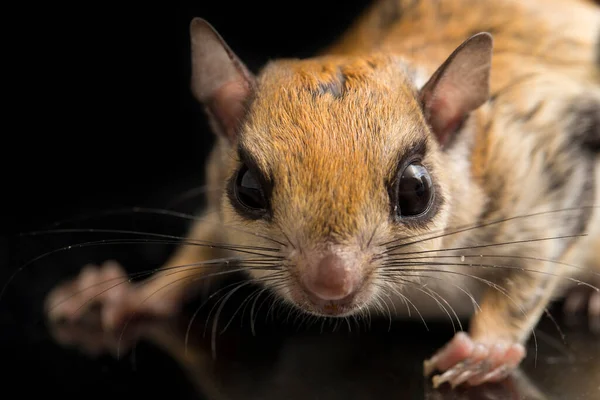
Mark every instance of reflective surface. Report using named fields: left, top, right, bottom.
left=7, top=275, right=599, bottom=400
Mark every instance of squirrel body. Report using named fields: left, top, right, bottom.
left=46, top=0, right=600, bottom=388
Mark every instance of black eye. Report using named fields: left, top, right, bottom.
left=233, top=164, right=267, bottom=212
left=396, top=163, right=434, bottom=217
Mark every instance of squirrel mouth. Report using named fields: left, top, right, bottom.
left=301, top=292, right=360, bottom=317
left=311, top=303, right=357, bottom=317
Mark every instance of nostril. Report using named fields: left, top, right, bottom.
left=303, top=253, right=356, bottom=301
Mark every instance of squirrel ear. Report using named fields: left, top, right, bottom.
left=419, top=32, right=493, bottom=147
left=190, top=18, right=256, bottom=144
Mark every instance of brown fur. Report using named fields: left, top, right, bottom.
left=146, top=0, right=600, bottom=339
left=47, top=0, right=600, bottom=379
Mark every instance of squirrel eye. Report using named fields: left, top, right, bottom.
left=396, top=163, right=433, bottom=217
left=234, top=164, right=267, bottom=212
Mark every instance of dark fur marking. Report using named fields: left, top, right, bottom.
left=504, top=160, right=594, bottom=318
left=567, top=97, right=600, bottom=152
left=498, top=166, right=595, bottom=322
left=574, top=163, right=596, bottom=235
left=546, top=162, right=572, bottom=193
left=314, top=68, right=347, bottom=99
left=474, top=167, right=505, bottom=233
left=473, top=120, right=506, bottom=242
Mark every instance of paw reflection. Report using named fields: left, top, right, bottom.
left=46, top=316, right=559, bottom=400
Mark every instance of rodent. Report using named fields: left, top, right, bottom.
left=45, top=0, right=600, bottom=389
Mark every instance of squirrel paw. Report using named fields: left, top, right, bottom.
left=423, top=332, right=526, bottom=388
left=45, top=260, right=178, bottom=331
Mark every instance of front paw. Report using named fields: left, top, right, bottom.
left=48, top=315, right=143, bottom=358
left=423, top=332, right=526, bottom=388
left=45, top=260, right=178, bottom=331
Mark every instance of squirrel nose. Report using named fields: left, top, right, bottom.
left=303, top=253, right=357, bottom=301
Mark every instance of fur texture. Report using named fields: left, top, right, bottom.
left=45, top=0, right=600, bottom=388
left=185, top=0, right=600, bottom=341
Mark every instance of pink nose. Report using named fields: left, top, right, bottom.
left=303, top=254, right=357, bottom=301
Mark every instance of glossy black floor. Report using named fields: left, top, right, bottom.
left=4, top=1, right=600, bottom=399
left=5, top=240, right=600, bottom=400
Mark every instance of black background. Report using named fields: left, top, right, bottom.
left=8, top=0, right=372, bottom=233
left=3, top=0, right=371, bottom=395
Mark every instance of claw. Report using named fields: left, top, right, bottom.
left=424, top=332, right=526, bottom=388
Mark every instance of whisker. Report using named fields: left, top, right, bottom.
left=1, top=238, right=284, bottom=302
left=292, top=305, right=309, bottom=329
left=44, top=257, right=281, bottom=322
left=299, top=312, right=311, bottom=331
left=253, top=284, right=290, bottom=331
left=380, top=268, right=539, bottom=363
left=332, top=318, right=341, bottom=332
left=114, top=268, right=217, bottom=359
left=250, top=287, right=273, bottom=336
left=384, top=234, right=586, bottom=257
left=361, top=306, right=372, bottom=329
left=373, top=281, right=429, bottom=331
left=31, top=206, right=289, bottom=247
left=379, top=206, right=597, bottom=250
left=275, top=225, right=296, bottom=251
left=250, top=282, right=289, bottom=336
left=224, top=285, right=262, bottom=331
left=19, top=229, right=281, bottom=252
left=382, top=273, right=482, bottom=314
left=366, top=224, right=380, bottom=249
left=207, top=275, right=286, bottom=359
left=381, top=261, right=599, bottom=292
left=111, top=263, right=282, bottom=357
left=285, top=302, right=300, bottom=326
left=267, top=294, right=286, bottom=323
left=383, top=253, right=600, bottom=277
left=352, top=314, right=362, bottom=332
left=344, top=316, right=352, bottom=333
left=424, top=285, right=463, bottom=332
left=542, top=308, right=567, bottom=346
left=221, top=276, right=291, bottom=334
left=388, top=276, right=459, bottom=332
left=381, top=290, right=399, bottom=318
left=375, top=291, right=393, bottom=331
left=389, top=274, right=471, bottom=331
left=181, top=275, right=271, bottom=359
left=164, top=185, right=211, bottom=209
left=197, top=275, right=283, bottom=336
left=193, top=280, right=249, bottom=358
left=194, top=273, right=288, bottom=358
left=320, top=317, right=327, bottom=334
left=239, top=287, right=264, bottom=329
left=369, top=292, right=385, bottom=319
